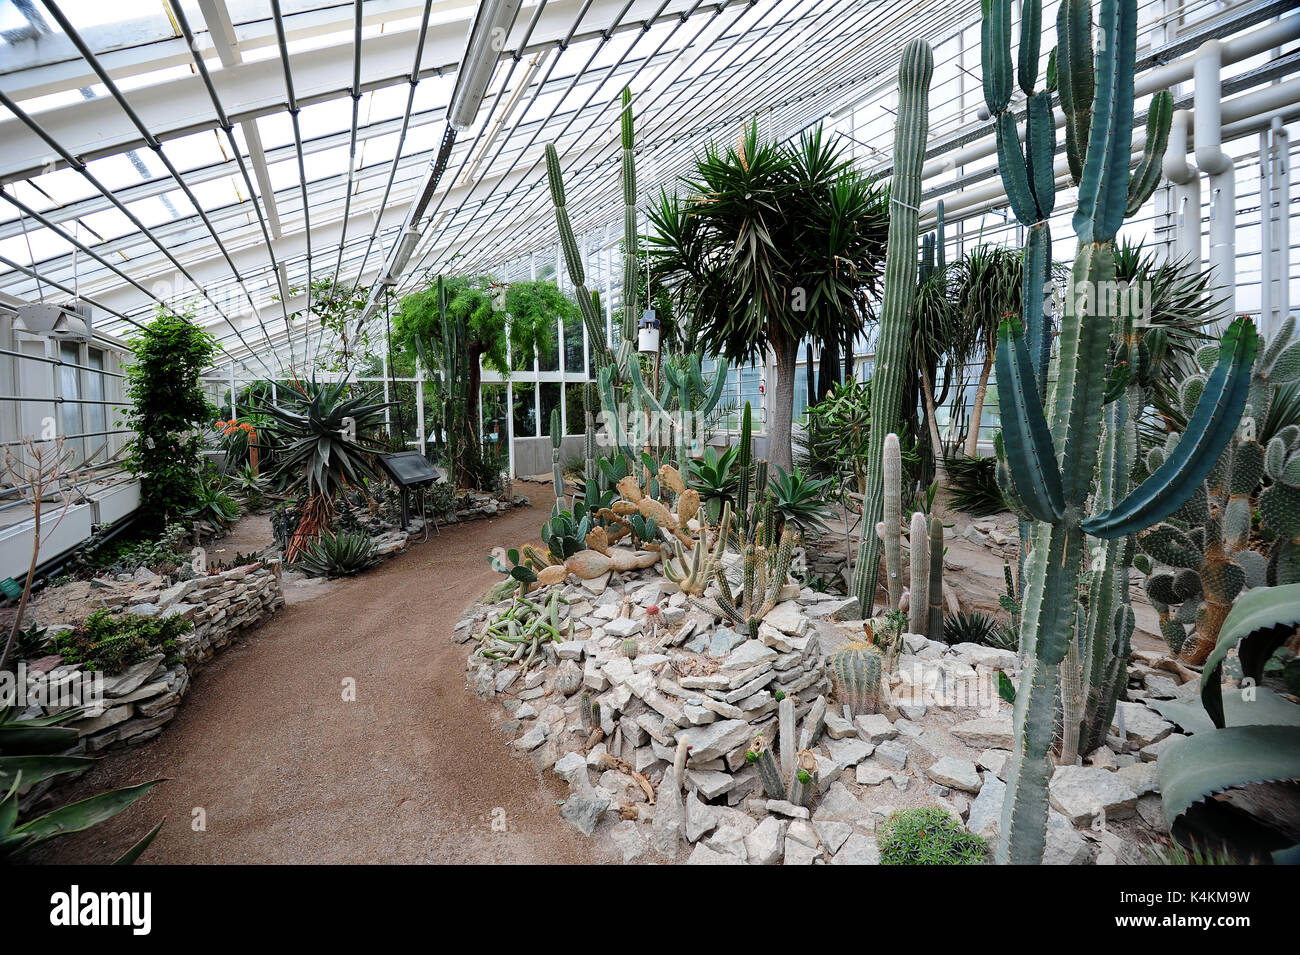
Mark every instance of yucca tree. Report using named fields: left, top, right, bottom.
left=648, top=123, right=887, bottom=472
left=948, top=244, right=1023, bottom=457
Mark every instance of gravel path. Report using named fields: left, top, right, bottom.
left=36, top=483, right=615, bottom=864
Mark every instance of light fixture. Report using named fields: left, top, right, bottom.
left=446, top=0, right=523, bottom=132
left=13, top=301, right=94, bottom=341
left=389, top=228, right=422, bottom=278
left=637, top=308, right=660, bottom=354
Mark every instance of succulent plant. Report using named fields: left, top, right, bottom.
left=827, top=640, right=885, bottom=716
left=746, top=734, right=785, bottom=799
left=853, top=39, right=932, bottom=614
left=690, top=526, right=798, bottom=639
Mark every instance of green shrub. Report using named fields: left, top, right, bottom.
left=293, top=529, right=379, bottom=578
left=54, top=610, right=192, bottom=674
left=878, top=806, right=988, bottom=865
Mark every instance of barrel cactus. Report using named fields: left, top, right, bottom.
left=827, top=640, right=885, bottom=715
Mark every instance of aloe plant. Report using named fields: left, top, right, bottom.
left=988, top=0, right=1256, bottom=863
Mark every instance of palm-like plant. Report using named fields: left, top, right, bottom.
left=948, top=244, right=1022, bottom=457
left=648, top=123, right=887, bottom=473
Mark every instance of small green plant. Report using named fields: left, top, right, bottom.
left=54, top=610, right=192, bottom=674
left=688, top=445, right=739, bottom=523
left=190, top=469, right=241, bottom=528
left=878, top=807, right=988, bottom=865
left=941, top=610, right=1017, bottom=651
left=767, top=466, right=834, bottom=536
left=943, top=454, right=1006, bottom=516
left=12, top=624, right=50, bottom=662
left=294, top=530, right=380, bottom=578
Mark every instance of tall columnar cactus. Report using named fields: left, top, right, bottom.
left=583, top=382, right=599, bottom=491
left=853, top=40, right=933, bottom=615
left=690, top=524, right=796, bottom=638
left=827, top=640, right=885, bottom=715
left=737, top=400, right=753, bottom=525
left=746, top=735, right=785, bottom=799
left=550, top=407, right=564, bottom=502
left=908, top=511, right=929, bottom=634
left=876, top=433, right=904, bottom=612
left=991, top=0, right=1257, bottom=864
left=927, top=516, right=944, bottom=641
left=663, top=501, right=732, bottom=595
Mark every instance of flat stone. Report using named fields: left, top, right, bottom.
left=511, top=724, right=547, bottom=751
left=610, top=820, right=650, bottom=862
left=762, top=601, right=808, bottom=636
left=949, top=642, right=1017, bottom=670
left=783, top=837, right=821, bottom=865
left=553, top=751, right=589, bottom=788
left=650, top=779, right=685, bottom=857
left=855, top=764, right=891, bottom=786
left=977, top=749, right=1009, bottom=779
left=824, top=709, right=856, bottom=739
left=831, top=832, right=881, bottom=865
left=967, top=773, right=1091, bottom=865
left=1049, top=765, right=1139, bottom=826
left=705, top=824, right=750, bottom=861
left=872, top=739, right=909, bottom=771
left=1115, top=761, right=1159, bottom=797
left=684, top=790, right=722, bottom=843
left=812, top=782, right=873, bottom=828
left=677, top=719, right=751, bottom=764
left=1111, top=701, right=1174, bottom=749
left=686, top=769, right=736, bottom=800
left=855, top=714, right=897, bottom=744
left=951, top=717, right=1014, bottom=749
left=605, top=616, right=643, bottom=639
left=722, top=639, right=778, bottom=670
left=744, top=816, right=788, bottom=865
left=763, top=799, right=811, bottom=820
left=687, top=843, right=744, bottom=865
left=100, top=654, right=165, bottom=697
left=925, top=756, right=981, bottom=793
left=708, top=627, right=746, bottom=657
left=825, top=736, right=874, bottom=770
left=814, top=820, right=853, bottom=853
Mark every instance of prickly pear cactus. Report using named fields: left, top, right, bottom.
left=827, top=640, right=885, bottom=715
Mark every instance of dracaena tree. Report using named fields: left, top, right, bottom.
left=647, top=123, right=887, bottom=472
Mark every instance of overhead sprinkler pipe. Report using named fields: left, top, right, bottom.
left=1260, top=116, right=1291, bottom=340
left=1195, top=39, right=1236, bottom=326
left=1162, top=109, right=1202, bottom=271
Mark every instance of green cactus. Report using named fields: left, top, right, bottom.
left=690, top=525, right=797, bottom=638
left=927, top=516, right=944, bottom=641
left=746, top=735, right=785, bottom=799
left=827, top=640, right=885, bottom=716
left=908, top=511, right=929, bottom=635
left=989, top=0, right=1257, bottom=863
left=877, top=433, right=904, bottom=612
left=663, top=502, right=732, bottom=595
left=854, top=39, right=933, bottom=615
left=788, top=750, right=819, bottom=808
left=550, top=407, right=565, bottom=502
left=1140, top=318, right=1300, bottom=665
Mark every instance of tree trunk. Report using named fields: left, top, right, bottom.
left=920, top=364, right=943, bottom=458
left=466, top=343, right=484, bottom=443
left=769, top=332, right=798, bottom=474
left=817, top=336, right=840, bottom=400
left=965, top=352, right=994, bottom=458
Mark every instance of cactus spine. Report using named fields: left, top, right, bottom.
left=827, top=641, right=885, bottom=716
left=853, top=40, right=932, bottom=616
left=927, top=516, right=944, bottom=641
left=908, top=511, right=929, bottom=634
left=989, top=0, right=1256, bottom=864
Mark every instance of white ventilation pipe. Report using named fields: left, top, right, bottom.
left=1260, top=116, right=1292, bottom=341
left=1163, top=109, right=1202, bottom=271
left=1195, top=40, right=1237, bottom=325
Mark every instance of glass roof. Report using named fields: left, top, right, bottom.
left=0, top=0, right=1288, bottom=376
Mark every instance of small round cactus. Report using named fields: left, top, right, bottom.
left=827, top=640, right=885, bottom=715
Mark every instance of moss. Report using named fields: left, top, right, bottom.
left=877, top=806, right=988, bottom=865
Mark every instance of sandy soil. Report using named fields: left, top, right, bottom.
left=35, top=482, right=616, bottom=865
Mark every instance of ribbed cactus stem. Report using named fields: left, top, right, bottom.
left=908, top=511, right=929, bottom=634
left=747, top=736, right=784, bottom=799
left=737, top=401, right=753, bottom=522
left=827, top=641, right=884, bottom=716
left=550, top=407, right=564, bottom=500
left=927, top=516, right=944, bottom=641
left=778, top=695, right=796, bottom=785
left=545, top=143, right=609, bottom=371
left=880, top=433, right=904, bottom=612
left=620, top=87, right=639, bottom=348
left=788, top=750, right=819, bottom=808
left=854, top=39, right=932, bottom=615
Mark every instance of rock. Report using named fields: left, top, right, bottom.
left=610, top=820, right=650, bottom=862
left=831, top=832, right=880, bottom=865
left=977, top=749, right=1009, bottom=779
left=825, top=736, right=874, bottom=770
left=705, top=824, right=751, bottom=861
left=855, top=714, right=897, bottom=744
left=763, top=799, right=811, bottom=819
left=1049, top=765, right=1139, bottom=826
left=1137, top=794, right=1169, bottom=833
left=813, top=820, right=853, bottom=853
left=686, top=769, right=735, bottom=800
left=1115, top=761, right=1159, bottom=797
left=872, top=740, right=909, bottom=771
left=559, top=794, right=610, bottom=836
left=687, top=843, right=744, bottom=865
left=708, top=627, right=746, bottom=657
left=951, top=717, right=1014, bottom=749
left=744, top=816, right=788, bottom=865
left=1110, top=701, right=1174, bottom=749
left=925, top=756, right=981, bottom=793
left=684, top=790, right=722, bottom=843
left=605, top=616, right=643, bottom=639
left=553, top=752, right=589, bottom=788
left=677, top=719, right=750, bottom=764
left=511, top=724, right=547, bottom=751
left=100, top=654, right=165, bottom=697
left=650, top=779, right=685, bottom=857
left=1140, top=733, right=1186, bottom=763
left=722, top=640, right=777, bottom=670
left=762, top=602, right=808, bottom=636
left=824, top=709, right=856, bottom=739
left=783, top=837, right=821, bottom=865
left=813, top=782, right=873, bottom=828
left=827, top=597, right=861, bottom=621
left=856, top=764, right=891, bottom=786
left=949, top=643, right=1017, bottom=670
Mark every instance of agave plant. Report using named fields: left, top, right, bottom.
left=293, top=529, right=380, bottom=577
left=0, top=704, right=163, bottom=863
left=189, top=470, right=241, bottom=527
left=766, top=466, right=833, bottom=535
left=688, top=444, right=739, bottom=522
